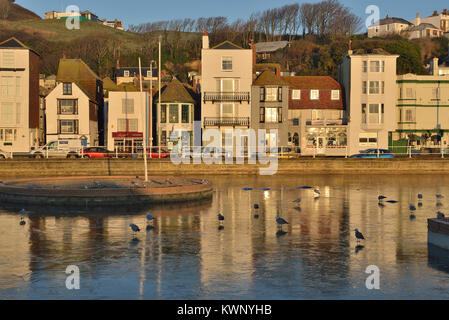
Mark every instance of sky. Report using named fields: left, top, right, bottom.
left=16, top=0, right=449, bottom=30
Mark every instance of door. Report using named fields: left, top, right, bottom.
left=317, top=137, right=326, bottom=154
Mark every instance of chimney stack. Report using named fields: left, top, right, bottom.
left=275, top=66, right=281, bottom=77
left=415, top=13, right=421, bottom=26
left=250, top=39, right=256, bottom=70
left=202, top=30, right=209, bottom=49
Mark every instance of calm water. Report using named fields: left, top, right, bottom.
left=0, top=175, right=448, bottom=300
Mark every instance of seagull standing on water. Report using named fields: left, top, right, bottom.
left=355, top=229, right=365, bottom=243
left=218, top=213, right=225, bottom=223
left=276, top=216, right=289, bottom=231
left=293, top=197, right=302, bottom=203
left=146, top=213, right=155, bottom=223
left=313, top=189, right=320, bottom=199
left=409, top=204, right=416, bottom=211
left=129, top=224, right=140, bottom=236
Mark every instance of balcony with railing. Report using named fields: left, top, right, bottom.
left=203, top=92, right=250, bottom=103
left=204, top=117, right=250, bottom=128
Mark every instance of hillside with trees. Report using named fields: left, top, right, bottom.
left=0, top=0, right=447, bottom=80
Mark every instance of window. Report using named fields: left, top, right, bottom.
left=381, top=61, right=385, bottom=72
left=124, top=70, right=130, bottom=77
left=265, top=88, right=278, bottom=101
left=182, top=105, right=190, bottom=123
left=217, top=78, right=238, bottom=92
left=122, top=99, right=134, bottom=114
left=2, top=52, right=14, bottom=68
left=58, top=120, right=79, bottom=134
left=169, top=104, right=179, bottom=123
left=293, top=118, right=299, bottom=126
left=128, top=119, right=138, bottom=131
left=161, top=104, right=167, bottom=123
left=260, top=87, right=265, bottom=101
left=362, top=104, right=367, bottom=124
left=312, top=109, right=323, bottom=120
left=146, top=70, right=152, bottom=78
left=405, top=109, right=414, bottom=122
left=117, top=119, right=127, bottom=131
left=331, top=90, right=340, bottom=100
left=381, top=81, right=385, bottom=94
left=221, top=104, right=234, bottom=118
left=265, top=108, right=279, bottom=123
left=369, top=81, right=380, bottom=94
left=363, top=61, right=368, bottom=73
left=63, top=83, right=72, bottom=95
left=406, top=88, right=414, bottom=99
left=292, top=90, right=301, bottom=100
left=370, top=61, right=380, bottom=72
left=359, top=133, right=378, bottom=146
left=310, top=90, right=319, bottom=100
left=260, top=107, right=265, bottom=123
left=1, top=102, right=14, bottom=126
left=117, top=119, right=138, bottom=132
left=362, top=81, right=367, bottom=94
left=1, top=77, right=14, bottom=96
left=58, top=100, right=78, bottom=115
left=0, top=129, right=17, bottom=142
left=222, top=57, right=233, bottom=71
left=278, top=87, right=282, bottom=101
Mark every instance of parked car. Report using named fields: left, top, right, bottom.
left=0, top=149, right=9, bottom=159
left=31, top=140, right=83, bottom=159
left=148, top=147, right=169, bottom=159
left=82, top=147, right=113, bottom=159
left=350, top=149, right=395, bottom=159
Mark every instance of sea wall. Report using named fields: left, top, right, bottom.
left=1, top=158, right=449, bottom=177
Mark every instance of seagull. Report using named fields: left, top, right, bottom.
left=254, top=204, right=259, bottom=210
left=436, top=194, right=444, bottom=199
left=297, top=186, right=313, bottom=189
left=313, top=189, right=320, bottom=199
left=261, top=188, right=271, bottom=191
left=19, top=209, right=26, bottom=216
left=355, top=229, right=365, bottom=242
left=378, top=195, right=387, bottom=201
left=218, top=214, right=225, bottom=222
left=129, top=224, right=140, bottom=236
left=146, top=213, right=155, bottom=221
left=386, top=200, right=399, bottom=204
left=418, top=194, right=423, bottom=199
left=276, top=216, right=289, bottom=231
left=20, top=219, right=26, bottom=226
left=409, top=204, right=416, bottom=211
left=437, top=211, right=445, bottom=219
left=293, top=197, right=302, bottom=203
left=243, top=187, right=253, bottom=191
left=410, top=214, right=416, bottom=220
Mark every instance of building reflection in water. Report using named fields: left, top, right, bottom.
left=0, top=174, right=448, bottom=299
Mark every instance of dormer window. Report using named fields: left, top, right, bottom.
left=310, top=90, right=319, bottom=100
left=124, top=70, right=130, bottom=77
left=331, top=90, right=340, bottom=100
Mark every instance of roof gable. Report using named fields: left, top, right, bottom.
left=212, top=41, right=243, bottom=50
left=0, top=37, right=40, bottom=56
left=282, top=76, right=342, bottom=90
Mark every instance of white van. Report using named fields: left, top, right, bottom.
left=30, top=140, right=84, bottom=159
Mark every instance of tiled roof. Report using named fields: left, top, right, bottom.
left=255, top=41, right=289, bottom=53
left=56, top=59, right=101, bottom=103
left=282, top=76, right=342, bottom=90
left=253, top=70, right=289, bottom=86
left=372, top=17, right=411, bottom=27
left=408, top=23, right=440, bottom=31
left=160, top=78, right=195, bottom=103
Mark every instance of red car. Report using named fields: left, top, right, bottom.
left=81, top=147, right=113, bottom=159
left=148, top=147, right=169, bottom=159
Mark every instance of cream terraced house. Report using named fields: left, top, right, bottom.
left=201, top=32, right=253, bottom=147
left=0, top=38, right=40, bottom=154
left=395, top=72, right=449, bottom=148
left=156, top=78, right=196, bottom=149
left=45, top=59, right=103, bottom=146
left=368, top=16, right=412, bottom=38
left=338, top=49, right=399, bottom=155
